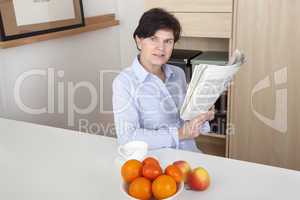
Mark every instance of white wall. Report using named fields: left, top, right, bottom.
left=0, top=0, right=122, bottom=136
left=0, top=55, right=5, bottom=116
left=0, top=0, right=146, bottom=136
left=116, top=0, right=144, bottom=67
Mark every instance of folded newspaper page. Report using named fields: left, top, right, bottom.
left=180, top=50, right=245, bottom=120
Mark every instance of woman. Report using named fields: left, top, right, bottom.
left=113, top=8, right=214, bottom=152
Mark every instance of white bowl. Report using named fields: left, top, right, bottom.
left=121, top=181, right=184, bottom=200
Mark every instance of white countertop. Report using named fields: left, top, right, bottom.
left=1, top=118, right=300, bottom=200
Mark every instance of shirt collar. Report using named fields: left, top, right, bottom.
left=132, top=56, right=175, bottom=83
left=163, top=64, right=175, bottom=81
left=132, top=56, right=150, bottom=82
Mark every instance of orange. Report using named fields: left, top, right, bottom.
left=152, top=175, right=177, bottom=199
left=128, top=177, right=152, bottom=200
left=142, top=164, right=163, bottom=181
left=142, top=157, right=160, bottom=166
left=121, top=159, right=143, bottom=183
left=165, top=165, right=183, bottom=183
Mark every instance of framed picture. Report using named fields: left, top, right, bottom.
left=0, top=0, right=85, bottom=41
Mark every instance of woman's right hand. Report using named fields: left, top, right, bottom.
left=178, top=111, right=214, bottom=140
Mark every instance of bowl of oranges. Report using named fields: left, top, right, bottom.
left=120, top=157, right=184, bottom=200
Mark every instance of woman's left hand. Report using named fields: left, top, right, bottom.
left=208, top=105, right=215, bottom=121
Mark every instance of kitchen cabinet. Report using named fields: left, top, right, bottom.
left=145, top=0, right=233, bottom=13
left=145, top=0, right=233, bottom=39
left=174, top=12, right=232, bottom=38
left=229, top=0, right=300, bottom=170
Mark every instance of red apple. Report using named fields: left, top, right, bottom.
left=173, top=160, right=191, bottom=182
left=187, top=167, right=210, bottom=191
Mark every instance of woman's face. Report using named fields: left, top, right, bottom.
left=136, top=29, right=175, bottom=69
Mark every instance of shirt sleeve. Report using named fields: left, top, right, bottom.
left=112, top=76, right=179, bottom=150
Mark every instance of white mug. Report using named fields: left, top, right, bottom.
left=118, top=141, right=148, bottom=161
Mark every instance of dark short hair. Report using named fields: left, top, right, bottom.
left=133, top=8, right=181, bottom=43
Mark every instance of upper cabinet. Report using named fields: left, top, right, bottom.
left=145, top=0, right=233, bottom=12
left=145, top=0, right=233, bottom=38
left=174, top=13, right=232, bottom=38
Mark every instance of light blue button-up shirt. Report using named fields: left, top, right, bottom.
left=112, top=56, right=210, bottom=152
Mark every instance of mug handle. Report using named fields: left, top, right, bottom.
left=118, top=145, right=128, bottom=160
left=130, top=151, right=145, bottom=161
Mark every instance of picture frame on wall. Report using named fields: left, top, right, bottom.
left=0, top=0, right=85, bottom=41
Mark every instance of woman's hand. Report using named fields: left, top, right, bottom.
left=208, top=105, right=215, bottom=121
left=178, top=110, right=214, bottom=140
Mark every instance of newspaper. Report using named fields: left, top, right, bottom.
left=180, top=50, right=246, bottom=120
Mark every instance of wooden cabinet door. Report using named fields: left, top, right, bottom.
left=145, top=0, right=233, bottom=12
left=229, top=0, right=300, bottom=170
left=174, top=13, right=232, bottom=38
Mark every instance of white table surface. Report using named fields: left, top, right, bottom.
left=1, top=118, right=300, bottom=200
